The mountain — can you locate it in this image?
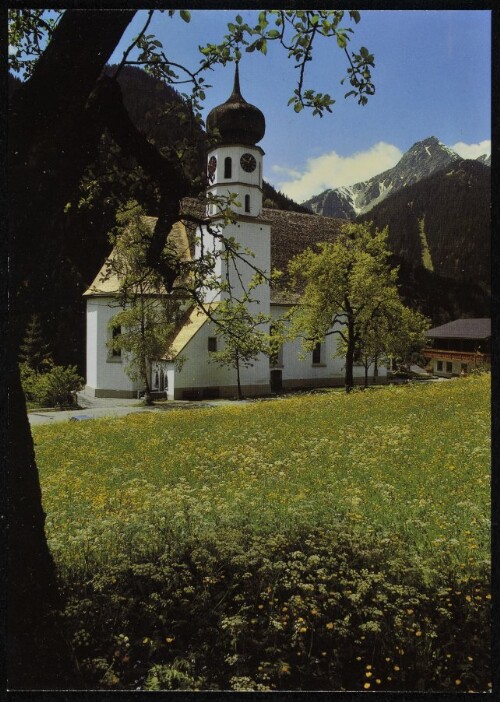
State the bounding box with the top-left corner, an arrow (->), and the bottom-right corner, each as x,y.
356,158 -> 491,297
303,137 -> 465,219
476,153 -> 491,167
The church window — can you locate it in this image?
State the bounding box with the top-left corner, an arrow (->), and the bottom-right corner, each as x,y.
208,337 -> 217,352
224,157 -> 232,179
312,342 -> 322,365
154,370 -> 159,389
111,326 -> 121,357
245,194 -> 250,213
437,360 -> 443,371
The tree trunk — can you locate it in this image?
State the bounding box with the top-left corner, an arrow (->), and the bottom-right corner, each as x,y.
364,360 -> 369,388
7,354 -> 78,687
235,353 -> 243,400
8,10 -> 135,687
344,323 -> 356,393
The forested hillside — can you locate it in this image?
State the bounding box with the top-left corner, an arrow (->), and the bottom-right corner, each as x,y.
357,159 -> 490,291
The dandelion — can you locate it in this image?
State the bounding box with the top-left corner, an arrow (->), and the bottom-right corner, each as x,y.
364,683 -> 371,689
326,622 -> 334,630
455,679 -> 462,686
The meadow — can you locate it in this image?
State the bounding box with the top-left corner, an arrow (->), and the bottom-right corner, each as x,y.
34,374 -> 491,691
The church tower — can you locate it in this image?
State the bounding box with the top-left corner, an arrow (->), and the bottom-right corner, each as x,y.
199,63 -> 271,315
196,62 -> 271,394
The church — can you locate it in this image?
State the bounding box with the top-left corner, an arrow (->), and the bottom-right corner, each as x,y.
84,66 -> 386,400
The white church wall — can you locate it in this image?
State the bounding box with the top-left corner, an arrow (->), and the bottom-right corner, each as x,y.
172,318 -> 270,399
85,297 -> 141,398
270,305 -> 388,388
197,220 -> 271,312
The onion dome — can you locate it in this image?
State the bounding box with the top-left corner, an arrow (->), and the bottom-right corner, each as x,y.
207,62 -> 265,145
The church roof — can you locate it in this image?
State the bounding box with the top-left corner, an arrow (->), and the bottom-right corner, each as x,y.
84,199 -> 345,305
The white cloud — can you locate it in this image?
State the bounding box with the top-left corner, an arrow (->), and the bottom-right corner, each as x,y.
273,142 -> 403,202
450,140 -> 491,160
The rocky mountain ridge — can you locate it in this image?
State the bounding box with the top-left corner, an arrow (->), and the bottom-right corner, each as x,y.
303,137 -> 490,219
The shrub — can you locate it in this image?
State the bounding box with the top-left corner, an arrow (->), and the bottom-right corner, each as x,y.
22,364 -> 83,408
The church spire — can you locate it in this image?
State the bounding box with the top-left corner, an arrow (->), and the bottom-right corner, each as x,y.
229,60 -> 242,101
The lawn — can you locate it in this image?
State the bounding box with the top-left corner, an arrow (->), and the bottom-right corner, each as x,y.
33,374 -> 491,691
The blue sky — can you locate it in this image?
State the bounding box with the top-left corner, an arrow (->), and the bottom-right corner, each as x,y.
109,10 -> 490,201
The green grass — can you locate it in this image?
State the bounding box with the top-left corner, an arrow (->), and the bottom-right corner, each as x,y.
35,374 -> 490,579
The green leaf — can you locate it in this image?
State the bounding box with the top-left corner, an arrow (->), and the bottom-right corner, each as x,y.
267,29 -> 280,39
336,33 -> 347,49
180,10 -> 191,23
236,14 -> 243,25
293,102 -> 303,113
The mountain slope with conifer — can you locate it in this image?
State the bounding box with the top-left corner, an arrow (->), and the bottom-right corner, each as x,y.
357,159 -> 491,291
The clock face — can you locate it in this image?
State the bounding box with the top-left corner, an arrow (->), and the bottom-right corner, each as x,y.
240,153 -> 257,173
207,155 -> 217,182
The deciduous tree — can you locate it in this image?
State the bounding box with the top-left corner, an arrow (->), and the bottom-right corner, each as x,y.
106,203 -> 183,404
289,223 -> 426,392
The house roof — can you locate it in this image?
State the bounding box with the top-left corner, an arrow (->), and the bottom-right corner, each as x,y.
426,318 -> 491,340
161,302 -> 219,361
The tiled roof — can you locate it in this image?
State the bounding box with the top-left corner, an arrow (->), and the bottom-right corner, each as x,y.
426,318 -> 491,339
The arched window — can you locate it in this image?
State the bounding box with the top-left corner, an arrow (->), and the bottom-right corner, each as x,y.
224,156 -> 232,179
245,194 -> 250,213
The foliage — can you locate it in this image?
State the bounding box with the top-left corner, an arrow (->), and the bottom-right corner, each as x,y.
21,363 -> 83,408
289,222 -> 428,391
34,375 -> 490,689
18,313 -> 53,372
8,9 -> 62,79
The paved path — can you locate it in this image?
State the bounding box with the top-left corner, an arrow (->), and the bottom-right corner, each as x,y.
28,394 -> 251,426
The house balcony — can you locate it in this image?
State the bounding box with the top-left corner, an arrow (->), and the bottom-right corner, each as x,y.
423,347 -> 491,365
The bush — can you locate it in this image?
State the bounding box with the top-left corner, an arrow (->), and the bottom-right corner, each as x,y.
21,363 -> 83,408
